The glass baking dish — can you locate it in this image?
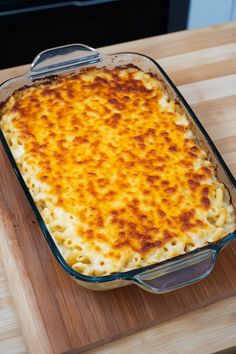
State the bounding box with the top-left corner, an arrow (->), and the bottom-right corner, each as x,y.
0,44 -> 235,293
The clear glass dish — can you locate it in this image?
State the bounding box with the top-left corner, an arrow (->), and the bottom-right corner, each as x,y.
0,44 -> 235,293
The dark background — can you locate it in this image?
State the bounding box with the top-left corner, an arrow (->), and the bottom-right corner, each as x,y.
0,0 -> 189,69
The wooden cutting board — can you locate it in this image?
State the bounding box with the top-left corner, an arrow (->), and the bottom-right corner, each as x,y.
0,22 -> 236,354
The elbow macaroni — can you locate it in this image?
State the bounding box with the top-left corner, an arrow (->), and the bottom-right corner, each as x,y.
0,66 -> 235,276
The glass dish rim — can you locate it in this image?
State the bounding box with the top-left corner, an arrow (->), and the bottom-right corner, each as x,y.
0,50 -> 235,284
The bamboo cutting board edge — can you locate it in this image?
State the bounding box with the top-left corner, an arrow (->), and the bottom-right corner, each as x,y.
0,203 -> 53,354
82,294 -> 236,354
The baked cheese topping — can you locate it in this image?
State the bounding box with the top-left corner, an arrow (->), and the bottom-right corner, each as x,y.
1,66 -> 235,276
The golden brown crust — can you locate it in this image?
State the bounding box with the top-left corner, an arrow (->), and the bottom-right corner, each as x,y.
1,65 -> 235,275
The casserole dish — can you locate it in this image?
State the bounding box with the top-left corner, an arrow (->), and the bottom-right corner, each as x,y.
0,44 -> 235,293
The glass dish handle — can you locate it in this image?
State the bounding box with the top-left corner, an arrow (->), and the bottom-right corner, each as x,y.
29,43 -> 102,79
133,249 -> 217,294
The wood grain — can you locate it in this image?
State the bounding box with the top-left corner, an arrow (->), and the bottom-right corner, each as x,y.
83,295 -> 236,354
0,260 -> 26,354
0,22 -> 236,354
0,204 -> 53,354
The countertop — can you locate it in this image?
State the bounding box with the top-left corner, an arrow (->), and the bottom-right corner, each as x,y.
0,21 -> 236,354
